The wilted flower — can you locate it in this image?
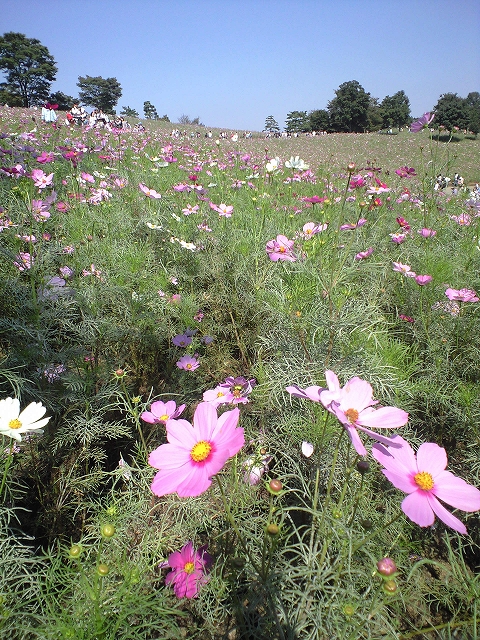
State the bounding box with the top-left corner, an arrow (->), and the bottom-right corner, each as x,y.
242,451 -> 272,485
395,166 -> 417,178
415,275 -> 432,286
355,247 -> 374,260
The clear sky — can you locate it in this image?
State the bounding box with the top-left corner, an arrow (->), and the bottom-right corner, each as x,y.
1,0 -> 479,131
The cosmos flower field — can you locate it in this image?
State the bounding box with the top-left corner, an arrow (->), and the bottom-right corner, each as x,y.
1,107 -> 480,639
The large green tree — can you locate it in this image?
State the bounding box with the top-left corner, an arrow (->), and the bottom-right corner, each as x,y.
77,75 -> 122,113
380,90 -> 411,129
143,101 -> 158,119
0,32 -> 57,107
433,93 -> 469,131
285,110 -> 309,133
264,115 -> 280,133
49,91 -> 76,111
465,92 -> 480,136
308,109 -> 330,132
327,80 -> 370,132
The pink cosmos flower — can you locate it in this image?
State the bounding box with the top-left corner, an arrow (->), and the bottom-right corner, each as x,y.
141,400 -> 185,424
287,370 -> 408,456
340,218 -> 367,230
390,233 -> 407,244
149,402 -> 244,497
415,275 -> 432,286
36,151 -> 54,164
182,204 -> 199,216
410,112 -> 434,133
162,541 -> 212,598
372,435 -> 480,534
176,354 -> 200,371
172,334 -> 193,348
31,169 -> 53,190
418,228 -> 436,238
355,247 -> 374,260
139,183 -> 161,199
395,166 -> 417,178
266,235 -> 296,262
450,213 -> 471,226
302,222 -> 327,238
203,386 -> 234,407
14,252 -> 34,271
392,262 -> 416,277
80,172 -> 95,183
349,175 -> 366,189
445,288 -> 479,302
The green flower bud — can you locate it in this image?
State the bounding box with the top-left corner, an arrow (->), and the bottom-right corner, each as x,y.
97,563 -> 109,576
68,544 -> 82,558
266,523 -> 280,536
383,579 -> 398,595
100,523 -> 116,538
267,479 -> 283,495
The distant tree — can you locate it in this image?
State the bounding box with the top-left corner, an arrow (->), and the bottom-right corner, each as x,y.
77,75 -> 122,113
143,101 -> 158,119
159,114 -> 170,122
49,91 -> 75,111
178,114 -> 204,126
264,115 -> 280,133
433,93 -> 469,131
465,91 -> 480,136
380,90 -> 411,129
366,97 -> 383,132
308,109 -> 330,132
327,80 -> 370,132
285,110 -> 309,133
0,32 -> 57,107
120,105 -> 139,117
0,88 -> 22,106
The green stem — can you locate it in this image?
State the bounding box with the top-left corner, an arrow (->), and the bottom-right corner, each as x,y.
352,511 -> 403,553
0,439 -> 15,502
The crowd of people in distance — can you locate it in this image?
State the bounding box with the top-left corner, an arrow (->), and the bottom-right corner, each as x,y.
37,102 -> 146,131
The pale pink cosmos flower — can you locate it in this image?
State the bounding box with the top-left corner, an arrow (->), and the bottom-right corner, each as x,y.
372,435 -> 480,534
445,288 -> 479,302
390,233 -> 407,244
418,228 -> 436,238
302,222 -> 327,238
410,112 -> 434,133
176,354 -> 200,371
355,247 -> 374,260
141,400 -> 185,424
242,452 -> 272,485
14,252 -> 34,271
266,235 -> 296,262
139,183 -> 161,199
203,386 -> 234,407
36,151 -> 54,164
182,204 -> 199,216
31,169 -> 53,190
415,275 -> 432,286
392,262 -> 416,277
450,213 -> 471,226
287,370 -> 408,456
340,218 -> 367,230
162,541 -> 212,598
149,402 -> 244,497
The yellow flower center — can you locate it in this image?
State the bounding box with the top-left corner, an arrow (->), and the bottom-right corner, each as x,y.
190,440 -> 212,462
414,471 -> 434,491
159,414 -> 169,422
184,561 -> 195,574
345,408 -> 359,424
186,364 -> 192,369
8,419 -> 22,430
216,391 -> 225,398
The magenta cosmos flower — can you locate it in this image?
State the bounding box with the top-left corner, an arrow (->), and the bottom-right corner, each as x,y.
445,287 -> 479,303
266,235 -> 296,262
141,400 -> 185,425
162,541 -> 212,598
287,370 -> 408,456
372,435 -> 480,534
149,402 -> 244,497
410,112 -> 434,133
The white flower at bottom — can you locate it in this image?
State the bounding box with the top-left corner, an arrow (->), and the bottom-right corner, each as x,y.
0,398 -> 50,441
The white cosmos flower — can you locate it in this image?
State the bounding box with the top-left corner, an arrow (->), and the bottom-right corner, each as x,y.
285,156 -> 309,170
265,157 -> 281,173
0,398 -> 50,442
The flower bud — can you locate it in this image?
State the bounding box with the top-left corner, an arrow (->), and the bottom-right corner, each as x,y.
377,557 -> 397,577
268,479 -> 283,494
347,162 -> 356,173
97,563 -> 109,576
356,460 -> 370,475
343,604 -> 355,617
231,556 -> 246,569
68,544 -> 82,558
360,518 -> 373,530
383,579 -> 398,595
101,523 -> 116,538
266,523 -> 279,536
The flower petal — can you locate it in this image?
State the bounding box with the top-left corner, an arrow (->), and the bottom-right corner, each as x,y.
433,471 -> 480,512
416,442 -> 447,476
426,494 -> 467,534
401,491 -> 435,527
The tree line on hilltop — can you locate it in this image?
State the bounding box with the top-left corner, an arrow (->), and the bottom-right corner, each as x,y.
266,80 -> 480,136
0,32 -> 478,135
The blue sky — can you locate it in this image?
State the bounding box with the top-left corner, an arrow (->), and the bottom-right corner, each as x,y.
2,0 -> 479,131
